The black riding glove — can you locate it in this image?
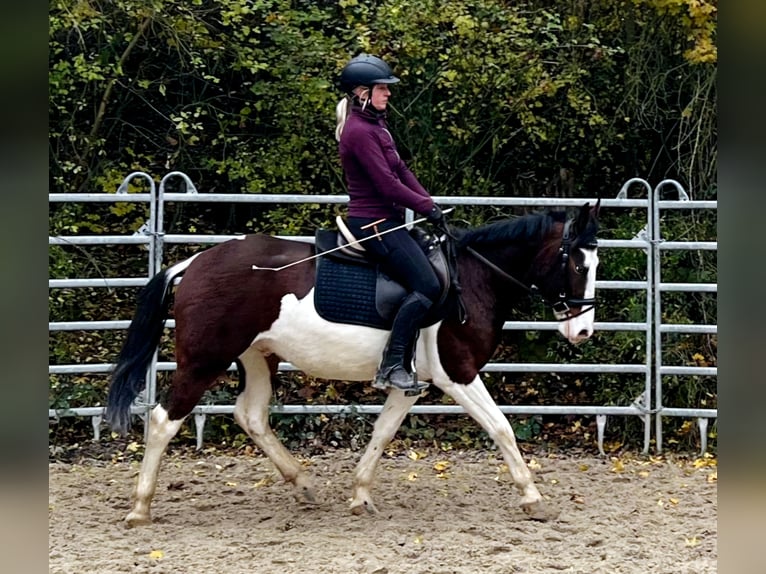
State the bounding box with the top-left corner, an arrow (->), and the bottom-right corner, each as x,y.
426,204 -> 444,224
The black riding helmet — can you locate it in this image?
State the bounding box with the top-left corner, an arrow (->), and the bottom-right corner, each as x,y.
340,54 -> 400,94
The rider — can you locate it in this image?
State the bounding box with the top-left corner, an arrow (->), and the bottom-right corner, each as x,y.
335,53 -> 444,394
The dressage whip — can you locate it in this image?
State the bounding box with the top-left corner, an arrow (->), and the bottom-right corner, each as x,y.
251,208 -> 455,272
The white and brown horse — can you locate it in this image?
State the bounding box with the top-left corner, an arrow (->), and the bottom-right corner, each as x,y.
106,202 -> 600,526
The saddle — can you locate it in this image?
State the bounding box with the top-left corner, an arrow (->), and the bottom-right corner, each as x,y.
313,216 -> 457,330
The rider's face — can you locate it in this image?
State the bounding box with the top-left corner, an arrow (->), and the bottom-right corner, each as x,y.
370,84 -> 391,110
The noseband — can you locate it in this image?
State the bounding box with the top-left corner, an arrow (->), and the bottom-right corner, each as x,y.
465,218 -> 596,322
549,219 -> 597,320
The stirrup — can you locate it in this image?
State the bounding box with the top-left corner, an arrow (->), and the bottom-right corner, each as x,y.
373,365 -> 429,396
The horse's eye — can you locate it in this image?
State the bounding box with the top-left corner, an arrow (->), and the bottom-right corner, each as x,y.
575,265 -> 586,275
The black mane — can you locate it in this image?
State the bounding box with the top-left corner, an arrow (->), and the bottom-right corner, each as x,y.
456,211 -> 567,249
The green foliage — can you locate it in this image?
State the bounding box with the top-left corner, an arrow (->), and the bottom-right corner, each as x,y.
49,0 -> 716,199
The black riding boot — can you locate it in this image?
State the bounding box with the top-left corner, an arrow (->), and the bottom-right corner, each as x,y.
373,292 -> 432,395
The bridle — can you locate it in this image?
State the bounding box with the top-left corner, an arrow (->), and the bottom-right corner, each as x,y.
465,218 -> 597,322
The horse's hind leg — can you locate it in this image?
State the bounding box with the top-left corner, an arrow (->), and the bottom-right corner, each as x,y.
234,347 -> 316,503
125,404 -> 184,526
126,365 -> 217,527
350,389 -> 420,515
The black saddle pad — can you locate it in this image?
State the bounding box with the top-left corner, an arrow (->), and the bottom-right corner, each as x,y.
314,256 -> 393,330
312,226 -> 453,330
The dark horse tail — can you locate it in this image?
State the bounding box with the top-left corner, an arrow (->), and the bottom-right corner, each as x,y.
105,267 -> 176,435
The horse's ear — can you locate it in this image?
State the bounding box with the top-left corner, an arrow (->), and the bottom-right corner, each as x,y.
576,198 -> 601,234
576,202 -> 591,233
591,197 -> 601,219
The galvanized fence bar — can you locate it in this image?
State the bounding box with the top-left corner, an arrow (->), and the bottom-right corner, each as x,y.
615,178 -> 654,452
51,173 -> 696,455
651,180 -> 718,454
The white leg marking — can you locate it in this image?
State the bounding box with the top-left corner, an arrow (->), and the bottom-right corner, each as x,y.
233,348 -> 315,502
350,389 -> 420,514
126,405 -> 184,527
433,375 -> 542,508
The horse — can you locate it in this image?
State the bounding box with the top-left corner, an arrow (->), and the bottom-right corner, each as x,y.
105,201 -> 600,527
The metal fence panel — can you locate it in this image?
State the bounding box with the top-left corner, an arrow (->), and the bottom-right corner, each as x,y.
49,173 -> 717,454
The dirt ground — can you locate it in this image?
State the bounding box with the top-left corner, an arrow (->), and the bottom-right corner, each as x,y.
49,448 -> 717,574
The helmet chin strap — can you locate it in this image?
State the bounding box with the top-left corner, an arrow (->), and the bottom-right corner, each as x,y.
353,86 -> 386,113
353,86 -> 370,103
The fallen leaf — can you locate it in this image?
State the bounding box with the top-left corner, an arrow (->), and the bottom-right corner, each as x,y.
578,464 -> 589,472
692,454 -> 717,469
433,460 -> 450,472
638,470 -> 650,478
611,458 -> 625,473
407,472 -> 418,481
126,442 -> 140,453
669,498 -> 679,505
685,536 -> 699,547
604,441 -> 623,452
707,471 -> 717,483
414,535 -> 423,544
407,449 -> 423,461
225,481 -> 237,487
253,477 -> 274,488
528,459 -> 542,470
678,420 -> 694,434
149,550 -> 164,560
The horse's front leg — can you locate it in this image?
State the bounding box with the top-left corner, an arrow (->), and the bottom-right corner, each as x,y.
433,375 -> 558,521
350,388 -> 420,515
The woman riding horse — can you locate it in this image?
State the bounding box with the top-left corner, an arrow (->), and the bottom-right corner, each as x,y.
335,53 -> 444,394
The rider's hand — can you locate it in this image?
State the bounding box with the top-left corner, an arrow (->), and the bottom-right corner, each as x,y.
426,204 -> 444,224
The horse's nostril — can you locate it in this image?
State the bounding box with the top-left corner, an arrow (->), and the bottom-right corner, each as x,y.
578,329 -> 591,339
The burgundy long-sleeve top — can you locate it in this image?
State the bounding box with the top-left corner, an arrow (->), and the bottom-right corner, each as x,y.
339,104 -> 434,221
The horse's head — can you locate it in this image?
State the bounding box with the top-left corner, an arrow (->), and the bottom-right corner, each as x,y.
535,200 -> 600,344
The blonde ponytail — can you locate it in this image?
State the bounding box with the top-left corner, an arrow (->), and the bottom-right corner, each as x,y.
335,96 -> 350,142
335,87 -> 370,142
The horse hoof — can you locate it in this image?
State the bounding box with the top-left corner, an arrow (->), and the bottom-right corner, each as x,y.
295,484 -> 318,505
125,512 -> 152,528
521,501 -> 559,522
350,498 -> 379,515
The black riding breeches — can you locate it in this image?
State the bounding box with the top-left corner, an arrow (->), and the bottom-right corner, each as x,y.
346,216 -> 441,304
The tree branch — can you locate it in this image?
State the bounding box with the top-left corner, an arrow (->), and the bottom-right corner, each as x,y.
86,16 -> 152,152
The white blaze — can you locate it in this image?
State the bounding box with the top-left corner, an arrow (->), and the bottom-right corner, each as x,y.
557,247 -> 599,343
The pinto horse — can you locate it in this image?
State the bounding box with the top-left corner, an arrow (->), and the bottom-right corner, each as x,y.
106,202 -> 600,526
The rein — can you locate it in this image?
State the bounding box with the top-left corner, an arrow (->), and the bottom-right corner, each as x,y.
463,218 -> 596,322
